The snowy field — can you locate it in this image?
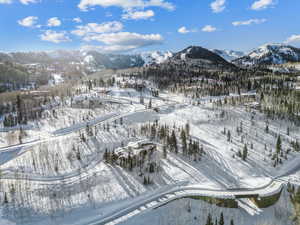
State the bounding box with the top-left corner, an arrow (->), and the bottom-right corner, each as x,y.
0,86 -> 299,225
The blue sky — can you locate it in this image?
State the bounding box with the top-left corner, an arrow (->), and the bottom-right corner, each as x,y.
0,0 -> 299,53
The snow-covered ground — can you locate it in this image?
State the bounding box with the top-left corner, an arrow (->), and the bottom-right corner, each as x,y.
0,84 -> 299,225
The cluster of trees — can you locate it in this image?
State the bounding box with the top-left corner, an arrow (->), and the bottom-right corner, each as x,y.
140,121 -> 205,161
237,144 -> 248,161
83,77 -> 115,90
124,61 -> 298,97
1,94 -> 59,127
261,88 -> 300,124
103,145 -> 158,186
205,212 -> 234,225
103,147 -> 158,172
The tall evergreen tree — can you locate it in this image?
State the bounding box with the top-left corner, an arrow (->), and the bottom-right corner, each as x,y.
219,212 -> 224,225
265,124 -> 269,133
227,130 -> 231,142
3,192 -> 8,204
180,129 -> 187,155
163,145 -> 167,159
242,144 -> 248,161
276,135 -> 282,154
205,213 -> 213,225
170,130 -> 178,154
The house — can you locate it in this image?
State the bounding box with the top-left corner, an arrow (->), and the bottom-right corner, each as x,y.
114,140 -> 157,161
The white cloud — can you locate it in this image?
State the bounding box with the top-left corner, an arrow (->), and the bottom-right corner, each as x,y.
18,16 -> 38,28
83,31 -> 163,45
81,32 -> 163,53
202,25 -> 217,32
72,21 -> 123,36
285,35 -> 300,44
122,10 -> 154,20
81,44 -> 143,53
251,0 -> 274,10
178,26 -> 196,34
0,0 -> 12,4
78,0 -> 175,12
73,17 -> 82,23
40,30 -> 71,43
47,17 -> 61,27
232,18 -> 266,26
20,0 -> 38,5
210,0 -> 225,13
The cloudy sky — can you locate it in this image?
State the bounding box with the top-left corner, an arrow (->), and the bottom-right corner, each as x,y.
0,0 -> 299,53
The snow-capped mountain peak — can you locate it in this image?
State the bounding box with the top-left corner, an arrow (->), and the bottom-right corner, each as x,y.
141,51 -> 173,65
233,43 -> 300,66
211,49 -> 245,62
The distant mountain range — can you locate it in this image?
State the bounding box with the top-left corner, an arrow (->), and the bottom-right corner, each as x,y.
233,43 -> 300,66
211,49 -> 245,62
1,43 -> 300,71
0,50 -> 145,70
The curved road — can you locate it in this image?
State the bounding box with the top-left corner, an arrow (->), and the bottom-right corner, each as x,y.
81,179 -> 283,225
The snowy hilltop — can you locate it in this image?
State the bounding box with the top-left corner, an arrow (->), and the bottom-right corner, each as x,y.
233,43 -> 300,66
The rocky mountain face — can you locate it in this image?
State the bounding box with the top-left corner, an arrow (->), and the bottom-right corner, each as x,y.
233,43 -> 300,66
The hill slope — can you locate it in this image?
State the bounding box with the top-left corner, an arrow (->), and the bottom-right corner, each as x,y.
170,46 -> 236,69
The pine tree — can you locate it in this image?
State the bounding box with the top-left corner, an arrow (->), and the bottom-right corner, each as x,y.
150,124 -> 156,140
180,129 -> 187,155
143,176 -> 148,185
260,92 -> 264,101
159,126 -> 166,141
171,130 -> 178,153
103,149 -> 109,162
276,135 -> 282,154
242,144 -> 248,161
205,213 -> 213,225
163,145 -> 167,159
185,123 -> 190,137
3,192 -> 8,204
16,94 -> 22,124
219,212 -> 224,225
227,130 -> 231,142
265,124 -> 269,133
148,99 -> 152,109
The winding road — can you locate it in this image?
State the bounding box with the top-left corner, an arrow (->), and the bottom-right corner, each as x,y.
82,179 -> 283,225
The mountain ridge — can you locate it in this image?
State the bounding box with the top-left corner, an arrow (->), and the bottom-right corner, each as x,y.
233,43 -> 300,66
